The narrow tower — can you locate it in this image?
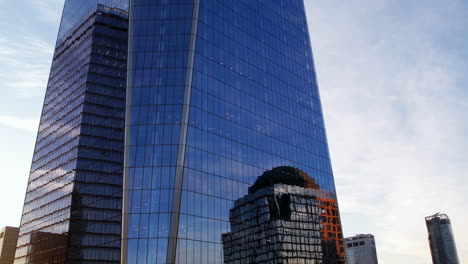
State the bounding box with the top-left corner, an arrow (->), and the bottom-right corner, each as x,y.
15,2 -> 128,263
426,213 -> 460,264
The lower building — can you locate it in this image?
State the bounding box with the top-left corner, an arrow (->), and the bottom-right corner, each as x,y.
222,166 -> 345,264
426,213 -> 460,264
344,234 -> 378,264
0,227 -> 19,264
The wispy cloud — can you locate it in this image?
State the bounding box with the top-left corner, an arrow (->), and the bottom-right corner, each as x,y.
27,0 -> 63,24
5,64 -> 51,97
306,1 -> 468,263
0,115 -> 38,132
0,36 -> 53,96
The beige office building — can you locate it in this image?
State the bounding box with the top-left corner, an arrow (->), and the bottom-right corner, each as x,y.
0,227 -> 19,264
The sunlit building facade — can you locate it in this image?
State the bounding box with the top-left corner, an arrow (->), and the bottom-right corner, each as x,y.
0,227 -> 19,264
123,0 -> 345,263
426,213 -> 460,264
15,1 -> 128,263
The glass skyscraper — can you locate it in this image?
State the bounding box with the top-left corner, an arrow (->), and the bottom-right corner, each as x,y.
15,1 -> 128,263
426,213 -> 460,264
123,0 -> 344,263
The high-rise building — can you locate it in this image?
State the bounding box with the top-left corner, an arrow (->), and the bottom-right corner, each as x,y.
15,2 -> 128,263
426,213 -> 460,264
222,167 -> 344,264
122,0 -> 344,263
344,234 -> 378,264
0,227 -> 19,264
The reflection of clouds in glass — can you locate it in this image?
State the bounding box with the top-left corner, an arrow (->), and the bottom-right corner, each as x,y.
186,107 -> 335,192
16,6 -> 127,263
186,128 -> 335,194
26,168 -> 73,195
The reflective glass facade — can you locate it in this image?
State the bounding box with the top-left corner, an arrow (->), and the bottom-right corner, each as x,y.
15,3 -> 128,264
58,0 -> 128,42
123,0 -> 344,263
426,213 -> 460,264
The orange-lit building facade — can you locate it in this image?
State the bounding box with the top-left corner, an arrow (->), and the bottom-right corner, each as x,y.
319,198 -> 346,264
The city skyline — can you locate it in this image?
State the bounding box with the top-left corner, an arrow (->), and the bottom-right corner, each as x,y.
0,0 -> 467,264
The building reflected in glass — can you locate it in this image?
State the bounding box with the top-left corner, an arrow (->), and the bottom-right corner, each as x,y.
222,167 -> 344,264
426,213 -> 460,264
15,2 -> 128,263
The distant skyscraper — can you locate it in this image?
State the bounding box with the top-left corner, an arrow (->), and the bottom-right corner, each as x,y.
15,2 -> 128,263
122,0 -> 345,263
426,213 -> 460,264
0,227 -> 19,264
222,167 -> 344,264
344,234 -> 378,264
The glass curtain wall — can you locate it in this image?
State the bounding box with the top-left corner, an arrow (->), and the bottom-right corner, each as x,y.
123,0 -> 343,263
58,0 -> 129,42
124,1 -> 194,263
15,1 -> 128,263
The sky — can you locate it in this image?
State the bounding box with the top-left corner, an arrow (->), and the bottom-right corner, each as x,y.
0,1 -> 467,263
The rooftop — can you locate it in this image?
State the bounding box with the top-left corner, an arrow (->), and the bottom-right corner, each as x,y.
248,166 -> 320,193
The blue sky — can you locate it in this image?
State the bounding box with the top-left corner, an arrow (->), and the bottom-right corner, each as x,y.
0,1 -> 467,263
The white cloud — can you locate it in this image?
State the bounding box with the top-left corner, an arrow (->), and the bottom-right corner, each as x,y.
306,1 -> 468,263
0,115 -> 38,132
28,0 -> 64,24
6,64 -> 51,97
0,36 -> 54,59
0,36 -> 53,97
